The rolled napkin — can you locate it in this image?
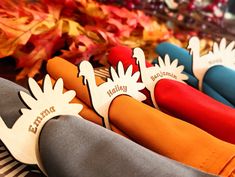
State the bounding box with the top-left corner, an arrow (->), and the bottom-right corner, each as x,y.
155,42 -> 193,75
47,57 -> 235,176
0,77 -> 28,128
155,42 -> 235,107
108,45 -> 235,144
0,77 -> 217,177
204,65 -> 235,106
40,115 -> 218,177
108,45 -> 152,71
154,79 -> 235,144
107,45 -> 234,108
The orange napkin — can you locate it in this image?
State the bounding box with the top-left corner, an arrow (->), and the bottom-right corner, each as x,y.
46,57 -> 235,176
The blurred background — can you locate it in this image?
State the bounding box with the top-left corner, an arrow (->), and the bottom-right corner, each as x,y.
0,0 -> 234,82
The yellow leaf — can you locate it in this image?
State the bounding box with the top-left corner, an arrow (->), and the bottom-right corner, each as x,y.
82,1 -> 105,19
0,31 -> 31,57
31,15 -> 56,35
121,36 -> 146,48
86,31 -> 102,42
62,19 -> 84,36
0,15 -> 57,58
143,21 -> 169,41
0,17 -> 32,45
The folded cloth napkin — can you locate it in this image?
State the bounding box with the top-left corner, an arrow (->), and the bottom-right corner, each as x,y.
107,45 -> 234,108
47,57 -> 235,176
0,77 -> 28,128
0,77 -> 217,177
155,42 -> 235,107
40,115 -> 218,177
108,45 -> 235,144
204,65 -> 235,106
154,79 -> 235,144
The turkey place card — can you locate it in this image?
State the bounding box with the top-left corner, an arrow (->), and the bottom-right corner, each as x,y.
78,60 -> 146,130
0,75 -> 83,175
133,47 -> 188,108
188,36 -> 235,90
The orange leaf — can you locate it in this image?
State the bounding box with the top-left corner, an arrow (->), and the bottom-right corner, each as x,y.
16,59 -> 43,80
14,27 -> 64,68
0,0 -> 56,58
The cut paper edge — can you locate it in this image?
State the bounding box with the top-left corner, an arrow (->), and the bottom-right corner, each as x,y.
187,36 -> 235,90
0,74 -> 83,175
133,47 -> 188,108
78,60 -> 146,129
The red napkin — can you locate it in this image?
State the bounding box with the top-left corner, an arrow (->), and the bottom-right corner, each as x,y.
155,79 -> 235,144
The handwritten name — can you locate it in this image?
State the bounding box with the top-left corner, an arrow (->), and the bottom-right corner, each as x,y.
151,71 -> 177,81
208,59 -> 222,65
107,85 -> 127,97
28,106 -> 55,134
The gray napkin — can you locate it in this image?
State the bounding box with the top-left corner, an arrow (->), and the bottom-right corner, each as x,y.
39,115 -> 218,177
0,77 -> 28,128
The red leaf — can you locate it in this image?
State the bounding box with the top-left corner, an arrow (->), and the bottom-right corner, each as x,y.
17,28 -> 64,67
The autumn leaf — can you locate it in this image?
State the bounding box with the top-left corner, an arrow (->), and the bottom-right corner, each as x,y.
16,59 -> 43,80
41,0 -> 65,19
143,21 -> 171,41
107,18 -> 133,37
77,0 -> 105,19
100,4 -> 135,19
61,18 -> 85,36
0,0 -> 183,79
60,34 -> 108,63
85,25 -> 120,45
0,0 -> 56,58
0,16 -> 56,56
99,5 -> 138,37
0,17 -> 32,57
14,26 -> 64,66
